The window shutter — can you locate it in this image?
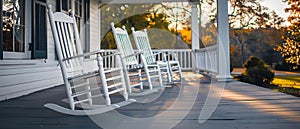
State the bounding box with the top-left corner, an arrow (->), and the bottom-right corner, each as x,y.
32,0 -> 47,59
56,0 -> 61,11
0,0 -> 3,59
84,0 -> 90,53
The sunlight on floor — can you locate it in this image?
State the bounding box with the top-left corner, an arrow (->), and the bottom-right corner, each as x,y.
217,87 -> 300,122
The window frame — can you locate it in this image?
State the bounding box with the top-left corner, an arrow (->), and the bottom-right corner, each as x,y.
56,0 -> 90,53
0,0 -> 3,59
56,0 -> 72,13
2,0 -> 31,59
31,0 -> 48,59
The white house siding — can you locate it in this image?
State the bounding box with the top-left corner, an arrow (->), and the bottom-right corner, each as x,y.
0,0 -> 100,101
89,0 -> 100,52
0,62 -> 63,101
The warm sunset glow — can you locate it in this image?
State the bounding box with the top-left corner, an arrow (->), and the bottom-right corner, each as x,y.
214,86 -> 300,122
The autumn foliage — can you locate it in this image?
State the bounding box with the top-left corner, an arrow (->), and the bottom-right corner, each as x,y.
276,0 -> 300,68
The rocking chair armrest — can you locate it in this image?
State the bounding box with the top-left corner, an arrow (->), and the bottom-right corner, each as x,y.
62,54 -> 87,61
62,50 -> 101,61
101,52 -> 121,58
152,52 -> 163,56
62,50 -> 120,61
123,51 -> 143,59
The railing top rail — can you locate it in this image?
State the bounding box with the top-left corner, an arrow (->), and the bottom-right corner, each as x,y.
194,45 -> 217,52
100,49 -> 192,52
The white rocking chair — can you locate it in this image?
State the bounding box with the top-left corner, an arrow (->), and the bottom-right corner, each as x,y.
111,23 -> 164,96
131,28 -> 172,83
131,28 -> 182,82
44,5 -> 135,116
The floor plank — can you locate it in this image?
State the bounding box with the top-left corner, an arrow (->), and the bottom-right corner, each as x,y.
0,72 -> 300,129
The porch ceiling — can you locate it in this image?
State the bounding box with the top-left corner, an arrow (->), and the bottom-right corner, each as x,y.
100,0 -> 194,4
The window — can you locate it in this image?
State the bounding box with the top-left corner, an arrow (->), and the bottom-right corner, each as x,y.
57,0 -> 83,31
1,0 -> 47,59
56,0 -> 90,53
2,0 -> 26,53
32,0 -> 47,59
74,0 -> 83,32
0,0 -> 3,59
56,0 -> 72,13
83,0 -> 90,53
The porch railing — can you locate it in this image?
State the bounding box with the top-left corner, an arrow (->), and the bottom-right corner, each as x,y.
99,47 -> 219,73
193,45 -> 218,73
99,49 -> 193,71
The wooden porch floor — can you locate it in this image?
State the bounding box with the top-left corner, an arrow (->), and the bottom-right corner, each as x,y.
1,72 -> 300,129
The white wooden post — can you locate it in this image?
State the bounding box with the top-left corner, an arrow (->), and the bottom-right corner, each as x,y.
191,3 -> 199,72
98,1 -> 101,50
216,0 -> 233,81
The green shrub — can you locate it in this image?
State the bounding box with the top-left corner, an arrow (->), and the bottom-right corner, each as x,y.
247,66 -> 274,85
242,56 -> 275,86
243,56 -> 265,69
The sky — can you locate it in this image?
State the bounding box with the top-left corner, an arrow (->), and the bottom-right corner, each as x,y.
260,0 -> 290,25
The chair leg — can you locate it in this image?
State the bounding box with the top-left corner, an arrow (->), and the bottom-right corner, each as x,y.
124,69 -> 132,93
179,66 -> 183,81
68,91 -> 75,110
157,66 -> 163,87
65,83 -> 76,110
99,70 -> 112,105
85,80 -> 93,105
103,86 -> 111,106
166,65 -> 172,83
145,68 -> 153,90
168,63 -> 175,82
120,69 -> 128,100
138,69 -> 144,90
160,63 -> 172,83
97,54 -> 112,105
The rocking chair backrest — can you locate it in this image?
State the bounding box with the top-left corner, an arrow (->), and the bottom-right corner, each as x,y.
48,5 -> 84,78
111,23 -> 138,66
131,28 -> 156,65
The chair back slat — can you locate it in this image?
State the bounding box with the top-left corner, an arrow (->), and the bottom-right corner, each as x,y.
132,27 -> 183,82
48,5 -> 130,112
132,29 -> 156,64
49,11 -> 84,77
112,25 -> 138,66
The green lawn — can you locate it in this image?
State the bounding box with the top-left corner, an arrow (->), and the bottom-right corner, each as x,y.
272,76 -> 300,89
232,74 -> 300,97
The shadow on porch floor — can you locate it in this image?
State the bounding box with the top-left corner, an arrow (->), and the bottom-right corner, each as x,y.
0,72 -> 300,129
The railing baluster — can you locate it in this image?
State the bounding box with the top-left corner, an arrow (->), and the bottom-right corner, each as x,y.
99,49 -> 195,71
193,45 -> 218,73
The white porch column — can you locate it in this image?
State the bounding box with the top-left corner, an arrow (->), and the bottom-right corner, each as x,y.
216,0 -> 232,81
191,3 -> 199,71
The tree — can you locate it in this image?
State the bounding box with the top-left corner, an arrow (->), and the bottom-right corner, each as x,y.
269,11 -> 285,28
225,0 -> 286,67
100,3 -> 175,49
276,0 -> 300,68
100,3 -> 194,49
228,0 -> 271,28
